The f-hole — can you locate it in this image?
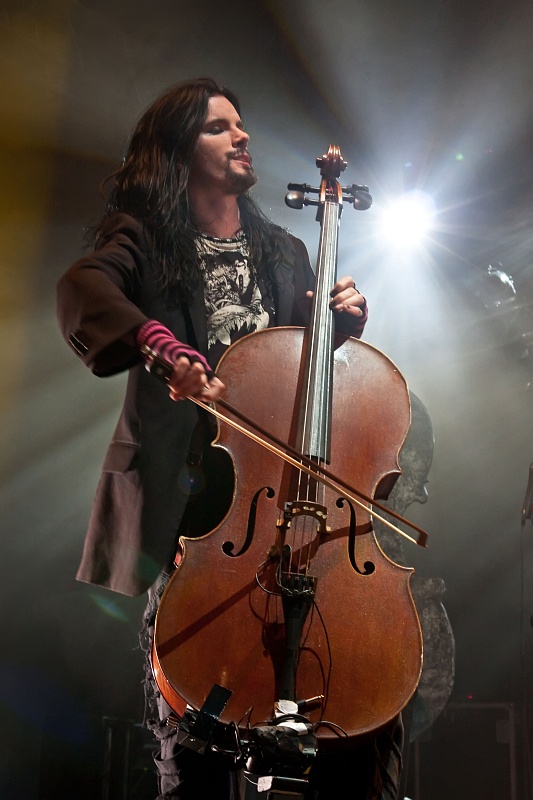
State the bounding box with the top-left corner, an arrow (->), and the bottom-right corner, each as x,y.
337,497 -> 375,576
222,486 -> 276,557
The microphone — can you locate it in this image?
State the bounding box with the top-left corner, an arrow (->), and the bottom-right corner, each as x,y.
521,463 -> 533,526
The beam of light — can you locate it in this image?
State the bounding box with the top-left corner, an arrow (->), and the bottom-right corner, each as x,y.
88,592 -> 130,623
377,190 -> 437,251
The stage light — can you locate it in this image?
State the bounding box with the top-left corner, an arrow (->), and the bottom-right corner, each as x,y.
378,190 -> 436,251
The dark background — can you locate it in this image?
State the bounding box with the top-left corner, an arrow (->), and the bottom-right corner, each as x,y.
2,0 -> 533,797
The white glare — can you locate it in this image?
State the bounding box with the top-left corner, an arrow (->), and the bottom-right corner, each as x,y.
379,190 -> 436,250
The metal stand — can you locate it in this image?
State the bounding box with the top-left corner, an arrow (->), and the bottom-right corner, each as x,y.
170,688 -> 318,799
242,704 -> 318,799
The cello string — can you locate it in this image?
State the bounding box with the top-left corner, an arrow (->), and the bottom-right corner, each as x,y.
294,200 -> 338,575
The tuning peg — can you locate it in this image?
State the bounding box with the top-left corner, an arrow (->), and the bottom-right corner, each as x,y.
343,184 -> 372,211
353,190 -> 372,211
285,188 -> 320,209
285,191 -> 305,209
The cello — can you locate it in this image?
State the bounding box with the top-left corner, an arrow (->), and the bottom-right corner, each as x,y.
151,146 -> 424,752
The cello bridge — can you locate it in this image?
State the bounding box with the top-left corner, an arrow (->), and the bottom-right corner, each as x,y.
277,501 -> 328,534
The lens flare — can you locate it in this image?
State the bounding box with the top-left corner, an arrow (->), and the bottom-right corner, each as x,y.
378,190 -> 436,250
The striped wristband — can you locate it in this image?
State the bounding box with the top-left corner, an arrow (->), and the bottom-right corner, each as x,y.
136,320 -> 213,378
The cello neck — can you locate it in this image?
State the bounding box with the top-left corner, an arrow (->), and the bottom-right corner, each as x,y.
295,146 -> 344,462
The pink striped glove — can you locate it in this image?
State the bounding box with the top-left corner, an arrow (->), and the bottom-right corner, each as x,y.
136,320 -> 214,378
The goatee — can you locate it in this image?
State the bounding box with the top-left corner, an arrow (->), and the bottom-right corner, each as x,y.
227,166 -> 258,194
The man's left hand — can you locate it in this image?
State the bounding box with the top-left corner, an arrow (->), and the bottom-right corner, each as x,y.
306,275 -> 366,318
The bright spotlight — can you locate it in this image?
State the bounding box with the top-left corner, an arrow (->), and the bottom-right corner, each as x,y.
379,190 -> 436,250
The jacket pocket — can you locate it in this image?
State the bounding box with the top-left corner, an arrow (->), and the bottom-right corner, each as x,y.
102,441 -> 139,474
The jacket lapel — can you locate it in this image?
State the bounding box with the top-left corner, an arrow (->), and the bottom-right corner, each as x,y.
185,284 -> 209,356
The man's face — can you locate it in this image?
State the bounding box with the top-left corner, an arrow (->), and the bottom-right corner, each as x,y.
188,95 -> 257,195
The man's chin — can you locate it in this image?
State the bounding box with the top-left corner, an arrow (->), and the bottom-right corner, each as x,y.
228,167 -> 258,194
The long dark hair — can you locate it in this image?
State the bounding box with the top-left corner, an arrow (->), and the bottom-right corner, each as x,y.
97,77 -> 287,303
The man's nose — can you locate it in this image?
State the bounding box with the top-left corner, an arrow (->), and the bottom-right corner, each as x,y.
233,127 -> 250,147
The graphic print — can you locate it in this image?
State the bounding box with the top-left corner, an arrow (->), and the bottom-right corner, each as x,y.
203,256 -> 270,350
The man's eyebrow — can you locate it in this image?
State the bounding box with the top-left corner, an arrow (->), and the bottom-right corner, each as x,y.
204,116 -> 244,127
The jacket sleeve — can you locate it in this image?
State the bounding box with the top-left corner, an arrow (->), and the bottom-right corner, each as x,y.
56,213 -> 150,376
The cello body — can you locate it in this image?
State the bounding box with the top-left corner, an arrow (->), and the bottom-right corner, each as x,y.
153,326 -> 423,749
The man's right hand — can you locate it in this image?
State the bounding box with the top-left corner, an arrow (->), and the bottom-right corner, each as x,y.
168,357 -> 225,402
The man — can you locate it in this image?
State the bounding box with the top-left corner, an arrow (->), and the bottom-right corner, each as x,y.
57,78 -> 398,799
